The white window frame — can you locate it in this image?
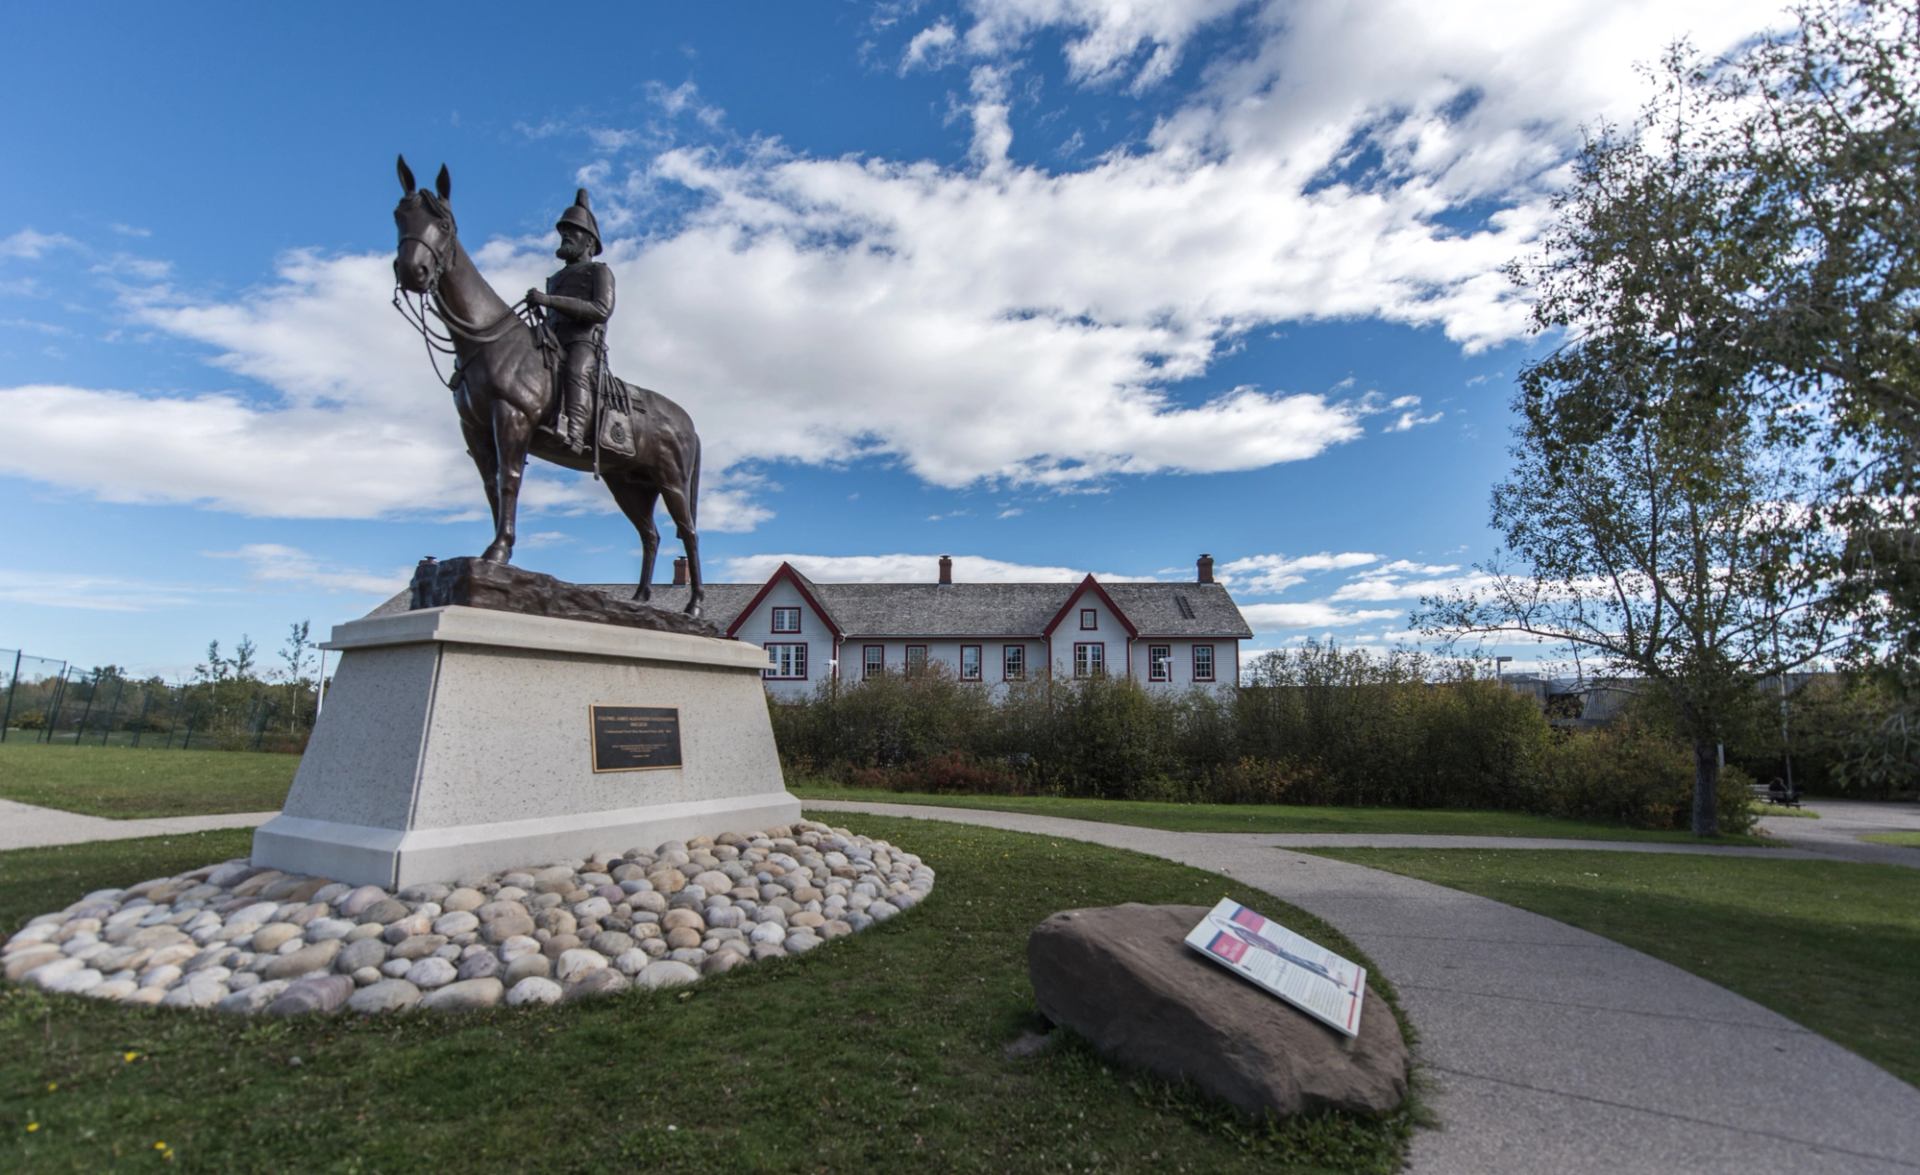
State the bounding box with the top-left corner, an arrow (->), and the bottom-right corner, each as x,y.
1003,644 -> 1025,681
960,644 -> 982,681
862,644 -> 884,680
1079,607 -> 1098,630
905,645 -> 929,676
1074,642 -> 1105,678
1149,644 -> 1171,682
1192,644 -> 1215,683
764,642 -> 808,680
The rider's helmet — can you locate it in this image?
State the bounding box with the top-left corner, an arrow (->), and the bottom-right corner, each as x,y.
556,189 -> 603,256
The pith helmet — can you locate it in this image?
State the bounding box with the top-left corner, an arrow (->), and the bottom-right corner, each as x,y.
556,189 -> 603,255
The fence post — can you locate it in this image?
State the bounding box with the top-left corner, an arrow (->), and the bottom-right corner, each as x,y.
131,688 -> 154,748
101,674 -> 126,746
43,665 -> 71,745
0,649 -> 20,743
73,671 -> 100,749
251,701 -> 272,751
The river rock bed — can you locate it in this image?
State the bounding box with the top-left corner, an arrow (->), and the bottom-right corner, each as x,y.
1,821 -> 932,1016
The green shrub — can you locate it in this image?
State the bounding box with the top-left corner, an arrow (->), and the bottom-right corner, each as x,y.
1539,724 -> 1756,833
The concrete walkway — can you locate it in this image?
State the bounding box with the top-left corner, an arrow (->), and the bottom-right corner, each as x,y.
3,795 -> 1916,1171
804,799 -> 1920,1175
0,798 -> 278,852
1756,798 -> 1920,868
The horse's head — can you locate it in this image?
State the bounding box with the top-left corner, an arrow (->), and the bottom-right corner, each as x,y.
393,155 -> 456,294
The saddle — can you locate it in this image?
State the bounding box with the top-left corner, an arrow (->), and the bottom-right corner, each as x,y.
528,319 -> 641,460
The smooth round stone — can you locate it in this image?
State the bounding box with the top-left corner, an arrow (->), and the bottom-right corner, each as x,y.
589,931 -> 635,957
137,962 -> 183,989
263,939 -> 343,980
497,935 -> 541,962
667,948 -> 708,967
704,906 -> 745,930
541,933 -> 582,960
784,932 -> 823,954
500,872 -> 535,889
639,938 -> 669,959
432,944 -> 462,961
502,953 -> 552,986
570,896 -> 612,921
5,947 -> 64,981
335,938 -> 388,974
563,968 -> 630,1001
389,935 -> 448,961
701,952 -> 744,977
267,974 -> 353,1016
86,977 -> 140,1001
636,960 -> 700,990
555,949 -> 607,983
404,957 -> 458,989
505,976 -> 563,1007
661,908 -> 705,932
868,901 -> 901,922
359,899 -> 411,926
480,912 -> 535,944
529,892 -> 564,911
535,909 -> 576,936
611,948 -> 650,976
750,942 -> 789,961
124,986 -> 168,1006
420,977 -> 504,1012
304,918 -> 356,942
841,911 -> 874,933
47,967 -> 105,994
790,911 -> 826,929
747,922 -> 788,947
441,887 -> 485,913
819,920 -> 854,940
753,906 -> 788,928
344,922 -> 386,944
228,971 -> 261,992
339,885 -> 389,917
629,891 -> 668,915
432,911 -> 479,937
594,884 -> 624,904
310,883 -> 352,906
380,958 -> 412,978
647,868 -> 687,895
217,980 -> 289,1014
664,926 -> 703,950
162,972 -> 229,1008
348,978 -> 421,1015
350,966 -> 383,986
382,915 -> 432,943
249,923 -> 302,953
398,883 -> 450,904
456,952 -> 501,982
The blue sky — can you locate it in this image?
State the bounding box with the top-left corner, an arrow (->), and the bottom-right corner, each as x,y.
0,1 -> 1782,680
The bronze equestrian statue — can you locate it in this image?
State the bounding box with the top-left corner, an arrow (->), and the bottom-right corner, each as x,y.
390,156 -> 704,616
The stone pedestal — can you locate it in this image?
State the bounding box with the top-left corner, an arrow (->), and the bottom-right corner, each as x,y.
251,606 -> 799,888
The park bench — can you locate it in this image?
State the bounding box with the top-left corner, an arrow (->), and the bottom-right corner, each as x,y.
1750,779 -> 1802,808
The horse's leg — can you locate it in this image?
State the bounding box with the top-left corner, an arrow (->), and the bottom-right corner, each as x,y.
482,399 -> 530,563
659,483 -> 701,617
460,416 -> 500,534
608,480 -> 661,602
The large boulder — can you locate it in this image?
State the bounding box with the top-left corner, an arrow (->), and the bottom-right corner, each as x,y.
1027,904 -> 1408,1117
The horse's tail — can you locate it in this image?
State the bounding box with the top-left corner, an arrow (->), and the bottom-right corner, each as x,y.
687,435 -> 701,530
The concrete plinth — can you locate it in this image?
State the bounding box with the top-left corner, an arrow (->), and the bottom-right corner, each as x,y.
251,606 -> 799,888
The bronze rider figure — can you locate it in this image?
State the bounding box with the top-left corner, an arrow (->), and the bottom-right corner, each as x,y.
526,189 -> 611,453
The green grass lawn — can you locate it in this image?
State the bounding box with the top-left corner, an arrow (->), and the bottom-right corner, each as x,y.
1305,848 -> 1920,1088
793,784 -> 1770,844
1862,831 -> 1920,847
1,820 -> 1416,1173
1749,801 -> 1819,819
0,743 -> 295,819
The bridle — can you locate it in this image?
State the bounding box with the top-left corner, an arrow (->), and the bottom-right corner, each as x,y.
390,194 -> 536,387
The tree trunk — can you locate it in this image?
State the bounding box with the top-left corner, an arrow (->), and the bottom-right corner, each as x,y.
1691,738 -> 1721,837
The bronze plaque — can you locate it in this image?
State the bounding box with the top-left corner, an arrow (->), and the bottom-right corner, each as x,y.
589,705 -> 683,772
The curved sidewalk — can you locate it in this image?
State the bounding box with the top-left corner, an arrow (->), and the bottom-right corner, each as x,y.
806,799 -> 1920,1175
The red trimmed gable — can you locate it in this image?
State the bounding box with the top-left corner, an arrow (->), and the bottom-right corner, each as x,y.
725,562 -> 846,641
1040,574 -> 1139,639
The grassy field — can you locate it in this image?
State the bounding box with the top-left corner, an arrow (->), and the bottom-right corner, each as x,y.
1306,848 -> 1920,1088
0,743 -> 295,818
1,819 -> 1417,1173
1862,831 -> 1920,847
792,784 -> 1771,844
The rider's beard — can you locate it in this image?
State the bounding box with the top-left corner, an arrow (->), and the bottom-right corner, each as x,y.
556,237 -> 588,263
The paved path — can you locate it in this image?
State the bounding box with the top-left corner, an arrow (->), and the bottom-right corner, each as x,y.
805,799 -> 1920,1175
1756,799 -> 1920,868
0,798 -> 278,852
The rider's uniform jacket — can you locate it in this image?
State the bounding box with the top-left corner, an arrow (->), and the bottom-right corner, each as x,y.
543,261 -> 615,347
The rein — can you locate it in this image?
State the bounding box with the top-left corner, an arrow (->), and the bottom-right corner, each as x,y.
390,228 -> 539,388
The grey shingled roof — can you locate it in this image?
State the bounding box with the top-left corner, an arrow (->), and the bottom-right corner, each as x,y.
366,577 -> 1251,639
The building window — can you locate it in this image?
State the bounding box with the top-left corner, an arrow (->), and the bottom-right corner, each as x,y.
1149,644 -> 1171,682
1074,642 -> 1105,678
770,606 -> 801,634
863,644 -> 884,680
1003,644 -> 1025,681
1192,644 -> 1215,682
960,645 -> 982,681
905,645 -> 928,676
764,643 -> 808,680
1079,607 -> 1098,630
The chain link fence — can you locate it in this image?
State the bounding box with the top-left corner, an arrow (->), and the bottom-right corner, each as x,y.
0,648 -> 321,753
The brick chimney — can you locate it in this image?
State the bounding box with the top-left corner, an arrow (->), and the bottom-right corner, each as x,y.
672,556 -> 688,586
938,554 -> 953,585
1197,553 -> 1214,584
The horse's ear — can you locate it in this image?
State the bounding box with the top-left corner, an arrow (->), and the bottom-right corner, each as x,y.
397,155 -> 417,195
435,164 -> 451,203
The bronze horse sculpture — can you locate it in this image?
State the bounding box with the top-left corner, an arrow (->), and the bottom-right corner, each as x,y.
390,156 -> 704,616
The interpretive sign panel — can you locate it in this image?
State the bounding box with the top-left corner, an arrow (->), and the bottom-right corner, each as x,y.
1184,898 -> 1367,1037
589,705 -> 682,772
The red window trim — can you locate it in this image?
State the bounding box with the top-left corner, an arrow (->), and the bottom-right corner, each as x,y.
1073,641 -> 1105,678
959,644 -> 983,681
764,642 -> 809,680
1191,643 -> 1215,682
1002,644 -> 1026,681
770,606 -> 801,634
1079,607 -> 1097,630
904,644 -> 929,675
862,644 -> 884,679
1148,644 -> 1171,682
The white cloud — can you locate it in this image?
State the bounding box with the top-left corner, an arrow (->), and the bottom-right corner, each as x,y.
0,228 -> 76,259
1240,602 -> 1403,629
205,544 -> 409,596
0,568 -> 201,612
902,19 -> 959,72
1218,551 -> 1379,594
1331,570 -> 1499,601
959,0 -> 1247,90
1383,407 -> 1444,432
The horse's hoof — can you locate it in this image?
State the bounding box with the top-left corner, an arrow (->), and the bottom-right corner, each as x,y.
480,544 -> 511,564
684,602 -> 703,619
